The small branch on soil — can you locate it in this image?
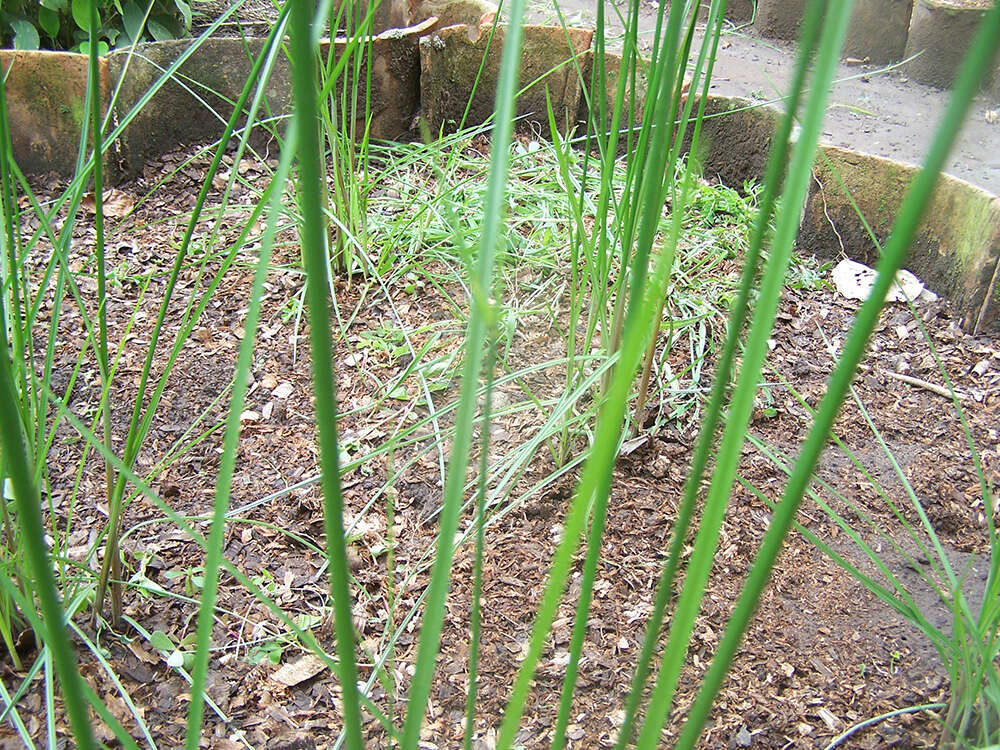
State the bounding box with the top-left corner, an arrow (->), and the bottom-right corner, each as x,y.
883,370 -> 971,402
822,701 -> 946,750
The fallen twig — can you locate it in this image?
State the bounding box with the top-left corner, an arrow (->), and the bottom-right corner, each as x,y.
884,370 -> 971,402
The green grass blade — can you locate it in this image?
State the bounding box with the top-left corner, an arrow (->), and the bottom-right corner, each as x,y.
676,3 -> 1000,746
613,0 -> 825,744
183,131 -> 296,750
0,281 -> 94,750
634,2 -> 858,745
288,0 -> 364,745
462,339 -> 497,750
497,3 -> 703,744
551,1 -> 729,742
94,9 -> 292,623
0,52 -> 98,748
0,67 -> 24,386
87,0 -> 123,626
400,0 -> 528,744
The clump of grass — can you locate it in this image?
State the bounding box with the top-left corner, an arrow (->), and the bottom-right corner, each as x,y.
0,0 -> 998,748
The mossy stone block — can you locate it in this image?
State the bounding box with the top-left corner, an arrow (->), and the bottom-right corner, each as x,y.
801,146 -> 1000,332
419,22 -> 592,134
108,39 -> 292,177
1,50 -> 110,177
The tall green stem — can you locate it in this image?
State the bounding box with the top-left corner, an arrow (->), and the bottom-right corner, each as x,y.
614,0 -> 825,744
634,1 -> 857,745
0,255 -> 94,750
677,4 -> 1000,746
289,0 -> 364,746
400,0 -> 527,744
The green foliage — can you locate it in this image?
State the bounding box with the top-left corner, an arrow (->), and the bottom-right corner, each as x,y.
1,0 -> 999,746
0,0 -> 191,53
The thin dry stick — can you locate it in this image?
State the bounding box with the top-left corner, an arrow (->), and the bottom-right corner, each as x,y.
972,251 -> 1000,336
813,173 -> 847,257
883,370 -> 972,402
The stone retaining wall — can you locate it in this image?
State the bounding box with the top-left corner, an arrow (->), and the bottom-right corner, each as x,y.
2,17 -> 998,332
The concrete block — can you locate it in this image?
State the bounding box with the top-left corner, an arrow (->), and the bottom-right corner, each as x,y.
419,21 -> 592,133
903,0 -> 999,90
754,0 -> 806,40
844,0 -> 913,64
108,39 -> 291,176
1,50 -> 110,177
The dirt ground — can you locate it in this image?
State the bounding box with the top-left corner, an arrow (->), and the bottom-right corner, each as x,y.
2,131 -> 997,749
3,4 -> 1000,748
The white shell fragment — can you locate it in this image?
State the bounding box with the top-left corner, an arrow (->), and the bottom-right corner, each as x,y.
831,259 -> 935,303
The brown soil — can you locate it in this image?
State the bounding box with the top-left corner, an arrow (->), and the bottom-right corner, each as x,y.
2,135 -> 998,749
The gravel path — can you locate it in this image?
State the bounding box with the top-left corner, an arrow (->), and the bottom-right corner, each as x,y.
708,28 -> 1000,196
526,3 -> 1000,196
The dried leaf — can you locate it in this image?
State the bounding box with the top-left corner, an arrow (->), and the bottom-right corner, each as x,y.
127,640 -> 159,665
81,189 -> 135,218
270,653 -> 327,687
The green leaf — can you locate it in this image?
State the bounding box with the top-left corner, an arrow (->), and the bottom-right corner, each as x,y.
147,18 -> 171,41
71,0 -> 97,31
173,0 -> 191,29
149,630 -> 174,653
121,0 -> 143,42
78,39 -> 109,55
248,642 -> 283,666
11,19 -> 39,50
37,7 -> 60,38
39,0 -> 68,11
296,613 -> 323,630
